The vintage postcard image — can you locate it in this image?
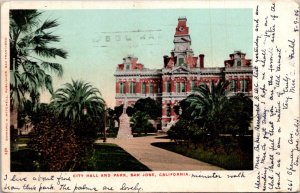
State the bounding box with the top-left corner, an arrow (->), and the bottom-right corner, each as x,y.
1,0 -> 299,192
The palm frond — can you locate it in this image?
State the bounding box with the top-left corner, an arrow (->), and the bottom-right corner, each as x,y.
35,19 -> 59,33
41,61 -> 63,77
34,46 -> 68,59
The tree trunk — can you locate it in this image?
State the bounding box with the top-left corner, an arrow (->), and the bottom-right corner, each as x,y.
10,107 -> 18,129
10,106 -> 19,151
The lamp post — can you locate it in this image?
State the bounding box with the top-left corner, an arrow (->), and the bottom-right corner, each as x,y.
103,105 -> 107,142
82,107 -> 87,115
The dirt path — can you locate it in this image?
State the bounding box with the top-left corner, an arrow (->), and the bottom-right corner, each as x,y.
97,135 -> 223,171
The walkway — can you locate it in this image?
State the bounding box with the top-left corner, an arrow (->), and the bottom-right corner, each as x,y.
96,135 -> 223,171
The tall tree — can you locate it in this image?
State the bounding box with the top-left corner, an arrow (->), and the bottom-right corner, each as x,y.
133,97 -> 161,119
50,80 -> 105,123
9,10 -> 67,129
186,80 -> 229,136
47,80 -> 105,170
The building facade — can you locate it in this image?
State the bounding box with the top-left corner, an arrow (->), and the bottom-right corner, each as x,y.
114,17 -> 252,131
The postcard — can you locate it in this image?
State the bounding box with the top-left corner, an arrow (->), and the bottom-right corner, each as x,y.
1,0 -> 299,192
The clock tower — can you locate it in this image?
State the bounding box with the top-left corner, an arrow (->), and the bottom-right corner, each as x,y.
172,17 -> 194,66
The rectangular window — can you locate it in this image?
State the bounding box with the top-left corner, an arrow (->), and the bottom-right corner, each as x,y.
166,104 -> 171,117
244,80 -> 248,92
157,83 -> 161,93
241,79 -> 247,92
231,80 -> 237,92
178,58 -> 184,65
130,82 -> 135,93
149,83 -> 154,94
181,82 -> 185,92
120,83 -> 125,94
191,80 -> 196,91
126,64 -> 130,70
176,82 -> 180,93
166,81 -> 171,93
141,83 -> 146,94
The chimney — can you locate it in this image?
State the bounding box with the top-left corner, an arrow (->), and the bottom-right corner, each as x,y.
163,55 -> 169,67
199,54 -> 205,68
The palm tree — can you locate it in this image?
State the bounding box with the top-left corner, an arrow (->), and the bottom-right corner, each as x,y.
186,80 -> 230,136
50,80 -> 105,124
10,10 -> 67,129
130,111 -> 153,135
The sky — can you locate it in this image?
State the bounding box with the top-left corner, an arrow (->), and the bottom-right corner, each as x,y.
39,9 -> 253,107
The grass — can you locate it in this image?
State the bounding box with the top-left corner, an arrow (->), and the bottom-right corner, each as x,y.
11,143 -> 150,171
151,140 -> 253,170
17,137 -> 30,144
85,143 -> 150,171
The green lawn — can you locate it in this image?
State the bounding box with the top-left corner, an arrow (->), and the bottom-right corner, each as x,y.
11,143 -> 150,171
17,137 -> 30,144
151,141 -> 253,170
84,143 -> 150,171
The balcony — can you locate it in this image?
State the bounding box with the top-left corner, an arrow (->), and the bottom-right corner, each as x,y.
114,68 -> 162,76
162,92 -> 192,98
115,93 -> 162,99
224,66 -> 253,73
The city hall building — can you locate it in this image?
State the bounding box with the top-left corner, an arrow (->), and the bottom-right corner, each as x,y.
114,17 -> 252,131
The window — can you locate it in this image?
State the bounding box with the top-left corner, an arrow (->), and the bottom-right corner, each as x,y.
181,82 -> 185,92
240,79 -> 248,92
141,83 -> 146,94
230,80 -> 237,92
149,83 -> 154,94
120,82 -> 125,93
243,80 -> 248,92
129,82 -> 135,93
157,83 -> 161,93
191,80 -> 196,91
166,81 -> 171,93
237,60 -> 241,67
176,82 -> 180,93
126,64 -> 130,70
178,58 -> 184,65
166,104 -> 171,117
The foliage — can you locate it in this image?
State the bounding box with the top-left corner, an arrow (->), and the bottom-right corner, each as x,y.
167,119 -> 189,144
224,93 -> 253,136
133,97 -> 161,119
28,105 -> 80,171
126,106 -> 136,117
50,80 -> 105,138
51,80 -> 105,122
166,80 -> 253,165
26,80 -> 106,171
186,80 -> 230,135
9,10 -> 67,111
130,111 -> 155,135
